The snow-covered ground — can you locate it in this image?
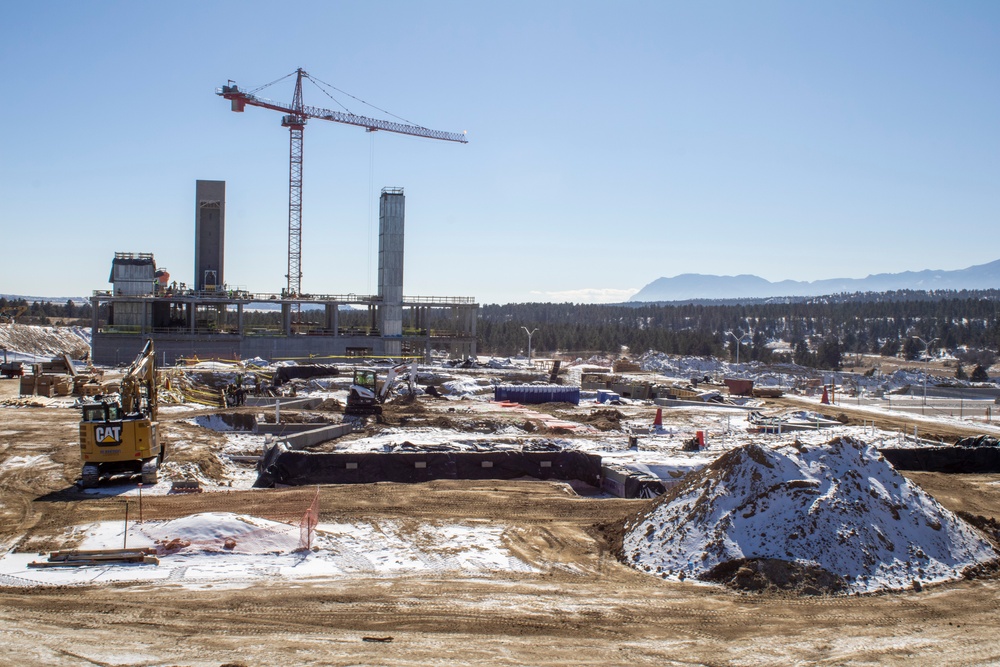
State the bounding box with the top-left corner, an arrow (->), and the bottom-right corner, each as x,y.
0,512 -> 535,589
3,326 -> 999,595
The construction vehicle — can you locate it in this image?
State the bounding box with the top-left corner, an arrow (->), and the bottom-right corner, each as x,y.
0,361 -> 23,378
0,305 -> 27,325
344,363 -> 413,417
345,369 -> 382,416
0,350 -> 23,378
78,340 -> 162,487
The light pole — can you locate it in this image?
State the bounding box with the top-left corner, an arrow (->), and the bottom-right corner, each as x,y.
912,336 -> 939,409
522,327 -> 538,363
725,331 -> 752,366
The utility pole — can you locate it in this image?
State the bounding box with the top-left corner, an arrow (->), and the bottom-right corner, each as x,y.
725,331 -> 752,367
522,327 -> 538,363
911,336 -> 939,410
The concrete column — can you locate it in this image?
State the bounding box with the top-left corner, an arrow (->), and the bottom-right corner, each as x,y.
188,303 -> 195,333
195,180 -> 226,291
282,303 -> 292,336
377,188 -> 404,339
237,303 -> 244,335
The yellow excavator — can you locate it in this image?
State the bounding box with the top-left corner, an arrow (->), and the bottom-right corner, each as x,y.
78,339 -> 163,487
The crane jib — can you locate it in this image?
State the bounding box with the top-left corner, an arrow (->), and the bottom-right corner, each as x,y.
217,88 -> 467,143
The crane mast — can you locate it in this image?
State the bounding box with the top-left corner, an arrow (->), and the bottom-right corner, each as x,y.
217,68 -> 467,299
281,69 -> 306,298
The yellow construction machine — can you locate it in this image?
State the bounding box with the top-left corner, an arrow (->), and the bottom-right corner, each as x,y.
78,340 -> 163,487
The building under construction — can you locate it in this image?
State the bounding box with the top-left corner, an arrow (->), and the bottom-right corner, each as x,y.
90,182 -> 478,365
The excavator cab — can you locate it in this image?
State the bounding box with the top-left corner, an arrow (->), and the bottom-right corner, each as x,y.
81,400 -> 122,423
353,369 -> 377,392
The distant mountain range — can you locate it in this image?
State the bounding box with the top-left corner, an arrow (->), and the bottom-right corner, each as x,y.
630,259 -> 1000,303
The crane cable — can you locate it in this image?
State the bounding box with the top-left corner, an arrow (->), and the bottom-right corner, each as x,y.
306,73 -> 427,129
246,70 -> 298,96
368,132 -> 376,295
304,76 -> 352,113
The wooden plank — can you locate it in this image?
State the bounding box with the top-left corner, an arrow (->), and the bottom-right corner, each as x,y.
62,353 -> 78,377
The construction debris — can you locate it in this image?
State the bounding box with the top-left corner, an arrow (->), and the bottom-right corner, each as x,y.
170,480 -> 203,493
29,548 -> 159,568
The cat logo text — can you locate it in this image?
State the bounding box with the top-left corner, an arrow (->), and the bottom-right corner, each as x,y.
95,425 -> 122,444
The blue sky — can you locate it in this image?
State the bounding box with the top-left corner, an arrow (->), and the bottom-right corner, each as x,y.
1,1 -> 997,304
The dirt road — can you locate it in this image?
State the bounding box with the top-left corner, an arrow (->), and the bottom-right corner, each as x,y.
772,394 -> 997,443
2,378 -> 1000,665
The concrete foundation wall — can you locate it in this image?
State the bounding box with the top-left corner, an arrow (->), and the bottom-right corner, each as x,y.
880,446 -> 1000,473
279,423 -> 354,450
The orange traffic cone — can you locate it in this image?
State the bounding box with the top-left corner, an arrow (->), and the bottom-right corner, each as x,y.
820,386 -> 830,405
653,408 -> 663,428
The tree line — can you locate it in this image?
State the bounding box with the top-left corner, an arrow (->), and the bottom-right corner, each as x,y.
5,291 -> 998,373
478,290 -> 1000,371
0,297 -> 93,322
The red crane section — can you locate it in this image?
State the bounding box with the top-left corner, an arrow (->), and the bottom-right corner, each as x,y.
217,68 -> 467,299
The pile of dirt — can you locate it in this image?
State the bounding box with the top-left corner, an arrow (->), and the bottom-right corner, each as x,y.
313,397 -> 343,412
701,558 -> 845,595
383,398 -> 427,416
958,511 -> 1000,548
0,324 -> 90,359
621,437 -> 998,594
581,409 -> 624,432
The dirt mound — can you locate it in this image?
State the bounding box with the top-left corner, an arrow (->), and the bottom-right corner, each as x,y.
313,397 -> 343,412
0,324 -> 90,359
382,398 -> 427,416
622,437 -> 998,594
701,558 -> 845,595
581,409 -> 624,432
957,511 -> 1000,548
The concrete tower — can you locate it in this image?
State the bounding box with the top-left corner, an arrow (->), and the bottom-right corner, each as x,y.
194,180 -> 225,291
378,187 -> 405,356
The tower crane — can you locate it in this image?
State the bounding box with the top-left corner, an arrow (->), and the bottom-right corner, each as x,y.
218,68 -> 467,298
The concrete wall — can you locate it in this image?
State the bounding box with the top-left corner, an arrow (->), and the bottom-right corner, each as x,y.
195,180 -> 225,291
278,423 -> 354,450
92,332 -> 392,365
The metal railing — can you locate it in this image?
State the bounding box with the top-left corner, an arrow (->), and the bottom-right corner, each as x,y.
91,290 -> 477,306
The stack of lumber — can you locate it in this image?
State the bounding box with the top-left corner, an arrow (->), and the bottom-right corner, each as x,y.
28,548 -> 159,568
